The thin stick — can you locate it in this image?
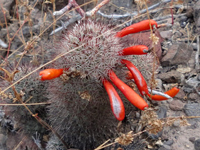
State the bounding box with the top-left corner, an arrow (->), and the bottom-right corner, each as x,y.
0,102 -> 51,106
196,36 -> 199,70
53,0 -> 85,17
86,0 -> 110,17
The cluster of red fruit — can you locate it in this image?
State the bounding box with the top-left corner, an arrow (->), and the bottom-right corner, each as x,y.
39,19 -> 179,121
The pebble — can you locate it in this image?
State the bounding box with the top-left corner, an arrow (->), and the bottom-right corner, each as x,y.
157,70 -> 184,84
161,43 -> 193,67
189,93 -> 199,100
174,89 -> 185,100
184,103 -> 200,122
169,100 -> 185,111
173,120 -> 180,127
163,140 -> 174,146
157,106 -> 167,118
194,139 -> 200,150
160,30 -> 173,39
189,137 -> 196,143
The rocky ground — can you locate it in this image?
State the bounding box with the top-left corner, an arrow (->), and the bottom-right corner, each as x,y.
0,0 -> 200,150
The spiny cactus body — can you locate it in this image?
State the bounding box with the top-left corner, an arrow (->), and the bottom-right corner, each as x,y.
0,61 -> 48,149
45,18 -> 158,149
52,19 -> 124,80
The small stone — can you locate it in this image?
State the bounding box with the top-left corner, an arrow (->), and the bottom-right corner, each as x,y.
173,120 -> 180,127
189,93 -> 199,100
175,89 -> 185,100
184,103 -> 200,122
155,139 -> 163,146
194,139 -> 200,150
160,30 -> 173,39
177,66 -> 192,73
163,140 -> 174,146
157,106 -> 167,119
135,112 -> 140,118
169,100 -> 185,111
157,70 -> 184,84
161,43 -> 193,67
189,137 -> 196,143
147,145 -> 153,149
185,144 -> 190,148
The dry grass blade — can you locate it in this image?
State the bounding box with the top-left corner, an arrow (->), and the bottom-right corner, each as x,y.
0,102 -> 51,106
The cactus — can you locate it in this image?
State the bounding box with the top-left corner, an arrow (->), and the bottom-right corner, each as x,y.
0,60 -> 48,149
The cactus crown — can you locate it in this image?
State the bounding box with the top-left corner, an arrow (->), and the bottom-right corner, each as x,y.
53,19 -> 124,80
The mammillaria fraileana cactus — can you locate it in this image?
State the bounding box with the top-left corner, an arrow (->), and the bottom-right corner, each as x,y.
41,18 -> 179,149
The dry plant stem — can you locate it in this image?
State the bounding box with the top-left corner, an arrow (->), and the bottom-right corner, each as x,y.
50,14 -> 82,35
4,0 -> 95,60
51,0 -> 110,35
53,0 -> 85,17
0,102 -> 51,106
1,0 -> 38,60
154,13 -> 186,22
95,130 -> 148,150
95,139 -> 111,150
86,0 -> 110,17
196,36 -> 199,70
13,137 -> 26,150
0,39 -> 8,48
97,0 -> 171,19
144,0 -> 157,92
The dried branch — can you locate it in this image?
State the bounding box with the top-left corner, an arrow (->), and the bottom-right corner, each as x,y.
53,0 -> 85,17
97,0 -> 172,19
86,0 -> 110,17
195,36 -> 199,70
51,0 -> 111,35
50,14 -> 82,35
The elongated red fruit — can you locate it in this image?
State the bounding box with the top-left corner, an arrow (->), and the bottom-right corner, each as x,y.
116,20 -> 158,37
103,79 -> 125,121
121,59 -> 148,96
126,71 -> 133,80
109,70 -> 148,110
39,68 -> 64,81
147,87 -> 180,101
119,45 -> 149,55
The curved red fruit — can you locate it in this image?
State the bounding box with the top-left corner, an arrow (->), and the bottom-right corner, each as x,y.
103,79 -> 125,121
116,20 -> 158,37
126,71 -> 133,80
39,69 -> 64,81
147,87 -> 180,101
109,70 -> 148,110
119,45 -> 149,55
121,59 -> 148,96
